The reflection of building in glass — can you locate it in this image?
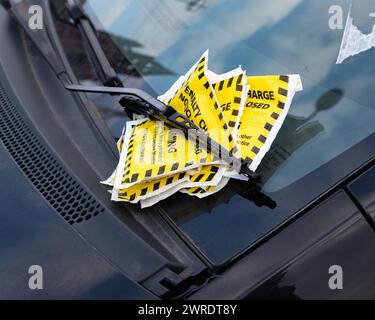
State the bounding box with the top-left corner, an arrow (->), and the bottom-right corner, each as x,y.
177,0 -> 207,11
54,0 -> 173,80
258,88 -> 343,185
257,115 -> 324,184
109,33 -> 174,76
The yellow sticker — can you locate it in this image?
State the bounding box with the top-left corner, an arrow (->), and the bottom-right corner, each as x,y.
113,118 -> 217,189
184,165 -> 224,188
208,68 -> 248,142
139,178 -> 189,208
112,171 -> 190,203
113,164 -> 225,203
237,74 -> 302,171
117,135 -> 124,153
101,133 -> 125,187
182,177 -> 230,199
167,51 -> 239,159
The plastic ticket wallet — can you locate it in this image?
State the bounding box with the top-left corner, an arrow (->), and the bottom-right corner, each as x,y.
136,165 -> 225,207
101,131 -> 125,187
166,51 -> 239,160
207,68 -> 249,178
112,118 -> 218,190
181,177 -> 230,199
112,171 -> 191,204
184,165 -> 225,188
206,67 -> 248,141
110,165 -> 225,205
106,133 -> 193,203
158,64 -> 247,199
237,74 -> 303,172
180,68 -> 249,197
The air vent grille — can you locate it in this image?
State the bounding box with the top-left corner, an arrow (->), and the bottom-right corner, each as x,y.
0,83 -> 104,224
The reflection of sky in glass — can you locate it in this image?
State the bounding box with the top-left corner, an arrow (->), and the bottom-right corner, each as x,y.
86,0 -> 375,191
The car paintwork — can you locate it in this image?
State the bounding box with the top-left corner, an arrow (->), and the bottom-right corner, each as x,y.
0,139 -> 155,299
190,190 -> 375,299
349,166 -> 375,223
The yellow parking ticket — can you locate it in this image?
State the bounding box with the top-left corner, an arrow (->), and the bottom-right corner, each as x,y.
205,68 -> 248,180
207,68 -> 248,141
101,132 -> 125,187
140,178 -> 190,208
237,74 -> 302,171
113,118 -> 217,189
166,51 -> 239,158
184,165 -> 225,188
182,177 -> 230,199
112,171 -> 190,203
114,164 -> 225,205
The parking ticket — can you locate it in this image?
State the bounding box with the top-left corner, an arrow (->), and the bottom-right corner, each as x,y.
113,118 -> 218,190
101,131 -> 125,187
206,67 -> 249,180
183,165 -> 225,188
166,51 -> 239,159
206,67 -> 248,142
103,50 -> 303,207
140,178 -> 190,208
181,176 -> 230,199
111,171 -> 191,203
237,74 -> 303,171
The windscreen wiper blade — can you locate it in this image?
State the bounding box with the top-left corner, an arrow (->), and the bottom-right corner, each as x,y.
65,0 -> 121,87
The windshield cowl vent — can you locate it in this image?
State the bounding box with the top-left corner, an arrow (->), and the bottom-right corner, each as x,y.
0,83 -> 104,225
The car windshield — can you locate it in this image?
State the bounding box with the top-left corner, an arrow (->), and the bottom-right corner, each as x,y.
73,0 -> 375,264
83,0 -> 375,192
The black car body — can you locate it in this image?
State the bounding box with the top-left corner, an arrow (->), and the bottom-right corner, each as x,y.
0,0 -> 375,299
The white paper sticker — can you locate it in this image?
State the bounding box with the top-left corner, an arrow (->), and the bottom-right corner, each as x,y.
336,6 -> 375,64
